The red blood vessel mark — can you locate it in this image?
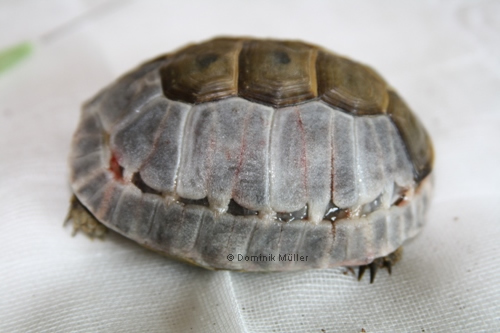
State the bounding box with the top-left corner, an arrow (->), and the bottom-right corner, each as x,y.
296,109 -> 308,195
109,153 -> 124,181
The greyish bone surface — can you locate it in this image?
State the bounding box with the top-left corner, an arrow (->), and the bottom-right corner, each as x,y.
69,37 -> 434,271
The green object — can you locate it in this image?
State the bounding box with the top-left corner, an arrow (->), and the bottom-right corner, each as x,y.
0,42 -> 33,74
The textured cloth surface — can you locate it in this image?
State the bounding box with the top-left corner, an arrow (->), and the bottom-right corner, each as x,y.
1,1 -> 499,332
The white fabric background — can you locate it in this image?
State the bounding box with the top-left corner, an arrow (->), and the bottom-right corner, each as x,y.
1,1 -> 499,332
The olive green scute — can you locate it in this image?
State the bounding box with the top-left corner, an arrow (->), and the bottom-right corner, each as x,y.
387,91 -> 434,182
160,39 -> 242,104
316,51 -> 389,115
158,38 -> 408,120
237,40 -> 318,107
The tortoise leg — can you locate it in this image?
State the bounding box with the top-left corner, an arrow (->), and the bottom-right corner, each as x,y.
357,247 -> 403,283
64,195 -> 107,239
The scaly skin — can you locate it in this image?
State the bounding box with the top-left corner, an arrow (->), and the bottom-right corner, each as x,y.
65,195 -> 107,239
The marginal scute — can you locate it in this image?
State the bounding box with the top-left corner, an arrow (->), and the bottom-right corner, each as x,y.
132,172 -> 161,195
269,102 -> 333,222
355,117 -> 386,204
160,39 -> 242,104
138,100 -> 191,193
177,98 -> 273,211
110,97 -> 170,172
387,90 -> 434,181
238,40 -> 318,107
317,51 -> 389,115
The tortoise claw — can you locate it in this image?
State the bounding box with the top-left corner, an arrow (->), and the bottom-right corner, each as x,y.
358,265 -> 367,281
385,260 -> 392,275
369,262 -> 378,284
355,247 -> 403,283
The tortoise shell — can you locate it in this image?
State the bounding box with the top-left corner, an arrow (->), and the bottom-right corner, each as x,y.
69,37 -> 433,271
